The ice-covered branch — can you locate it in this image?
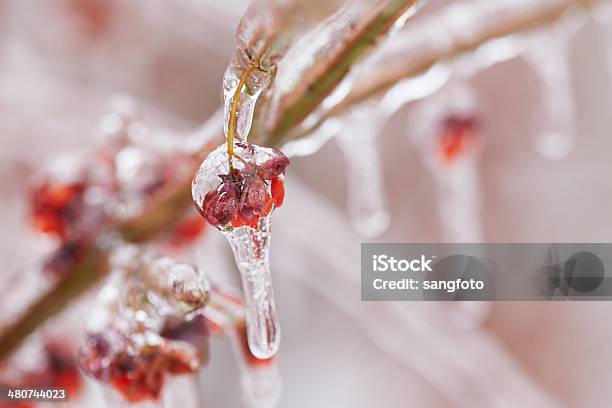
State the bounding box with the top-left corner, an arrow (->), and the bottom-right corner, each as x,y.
292,0 -> 601,142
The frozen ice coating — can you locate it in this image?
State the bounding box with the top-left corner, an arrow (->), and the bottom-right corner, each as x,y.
192,143 -> 288,359
264,0 -> 422,129
336,103 -> 390,238
227,0 -> 357,141
225,218 -> 280,360
223,64 -> 272,143
523,11 -> 585,160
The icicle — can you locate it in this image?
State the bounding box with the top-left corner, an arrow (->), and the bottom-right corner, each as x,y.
523,12 -> 585,160
409,82 -> 490,328
224,218 -> 280,359
410,82 -> 483,242
205,288 -> 282,408
212,36 -> 285,359
335,102 -> 390,238
193,144 -> 289,359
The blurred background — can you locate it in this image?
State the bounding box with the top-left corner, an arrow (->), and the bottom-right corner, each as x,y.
1,0 -> 612,407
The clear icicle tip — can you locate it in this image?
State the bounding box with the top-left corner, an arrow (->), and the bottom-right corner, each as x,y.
225,217 -> 280,360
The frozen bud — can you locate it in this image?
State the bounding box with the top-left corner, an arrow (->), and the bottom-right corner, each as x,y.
242,175 -> 269,213
192,143 -> 289,231
201,184 -> 240,227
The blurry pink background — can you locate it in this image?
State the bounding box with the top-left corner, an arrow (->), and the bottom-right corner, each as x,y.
1,0 -> 611,406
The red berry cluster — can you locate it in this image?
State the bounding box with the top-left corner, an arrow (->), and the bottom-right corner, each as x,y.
30,146 -> 205,252
199,149 -> 289,230
79,315 -> 208,403
168,216 -> 207,248
437,115 -> 480,163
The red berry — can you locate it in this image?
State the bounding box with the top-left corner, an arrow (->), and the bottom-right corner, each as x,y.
200,184 -> 239,227
271,177 -> 285,208
110,351 -> 163,402
258,151 -> 290,180
160,347 -> 195,375
196,147 -> 289,230
169,216 -> 207,247
231,209 -> 260,229
30,182 -> 86,238
241,175 -> 269,213
438,115 -> 479,163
